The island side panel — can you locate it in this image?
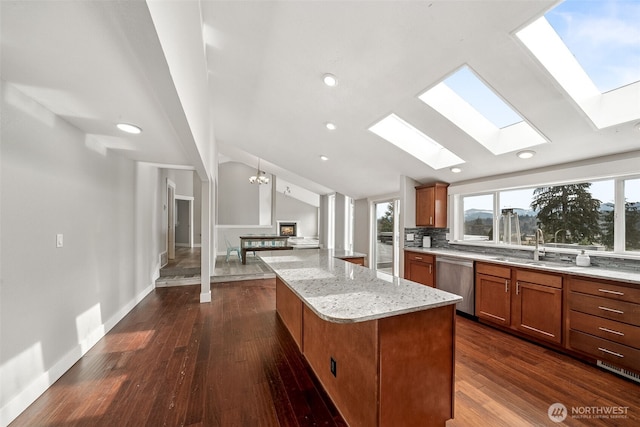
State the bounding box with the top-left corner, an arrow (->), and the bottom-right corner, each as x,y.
275,277 -> 303,350
302,305 -> 379,427
378,305 -> 455,427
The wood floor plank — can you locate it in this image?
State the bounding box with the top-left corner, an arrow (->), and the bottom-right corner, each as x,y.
9,281 -> 640,427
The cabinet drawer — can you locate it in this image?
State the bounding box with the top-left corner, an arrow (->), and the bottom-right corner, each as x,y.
405,251 -> 433,263
516,270 -> 562,289
476,262 -> 511,279
569,310 -> 640,349
569,330 -> 640,371
569,292 -> 640,326
568,277 -> 640,304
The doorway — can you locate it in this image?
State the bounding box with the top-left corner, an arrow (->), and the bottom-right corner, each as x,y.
374,200 -> 396,275
167,179 -> 176,260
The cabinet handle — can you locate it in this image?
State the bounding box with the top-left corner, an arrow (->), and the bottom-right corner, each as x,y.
598,306 -> 624,314
598,327 -> 625,336
516,281 -> 520,295
415,257 -> 423,260
598,288 -> 624,296
430,216 -> 433,225
597,347 -> 624,358
429,264 -> 432,274
505,280 -> 509,293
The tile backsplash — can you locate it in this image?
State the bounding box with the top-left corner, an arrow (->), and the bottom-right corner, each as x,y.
403,228 -> 640,273
404,228 -> 449,249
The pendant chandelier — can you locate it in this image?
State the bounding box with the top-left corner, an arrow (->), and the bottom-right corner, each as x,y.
249,158 -> 270,184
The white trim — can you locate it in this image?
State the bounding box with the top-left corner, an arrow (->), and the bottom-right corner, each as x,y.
215,224 -> 274,229
0,283 -> 154,427
200,291 -> 212,303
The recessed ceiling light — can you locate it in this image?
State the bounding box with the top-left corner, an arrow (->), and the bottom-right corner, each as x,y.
323,73 -> 337,87
450,167 -> 462,173
320,155 -> 329,161
517,150 -> 536,159
117,123 -> 142,134
325,122 -> 336,130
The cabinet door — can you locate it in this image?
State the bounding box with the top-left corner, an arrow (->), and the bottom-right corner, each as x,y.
513,281 -> 562,344
476,273 -> 510,326
416,186 -> 434,227
406,260 -> 434,287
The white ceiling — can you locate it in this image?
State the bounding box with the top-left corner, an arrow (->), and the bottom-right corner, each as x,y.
2,1 -> 639,200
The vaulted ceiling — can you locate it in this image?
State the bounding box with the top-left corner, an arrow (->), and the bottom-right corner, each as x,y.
2,1 -> 639,200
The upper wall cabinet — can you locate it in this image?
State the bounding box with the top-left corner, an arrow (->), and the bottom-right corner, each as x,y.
416,182 -> 449,228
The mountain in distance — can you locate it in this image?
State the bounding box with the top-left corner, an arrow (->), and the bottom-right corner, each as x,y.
464,202 -> 640,221
465,208 -> 537,220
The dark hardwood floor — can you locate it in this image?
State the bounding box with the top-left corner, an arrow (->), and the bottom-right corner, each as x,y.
10,280 -> 639,426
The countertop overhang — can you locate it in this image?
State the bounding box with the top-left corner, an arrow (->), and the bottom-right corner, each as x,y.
260,249 -> 462,324
405,247 -> 640,285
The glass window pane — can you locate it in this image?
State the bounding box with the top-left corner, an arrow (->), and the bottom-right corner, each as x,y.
531,180 -> 613,251
463,194 -> 494,241
499,188 -> 537,246
624,178 -> 640,252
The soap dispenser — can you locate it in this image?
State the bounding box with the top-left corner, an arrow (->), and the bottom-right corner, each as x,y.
576,250 -> 590,267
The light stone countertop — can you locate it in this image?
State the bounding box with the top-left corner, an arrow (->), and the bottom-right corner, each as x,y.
404,247 -> 640,285
259,249 -> 462,324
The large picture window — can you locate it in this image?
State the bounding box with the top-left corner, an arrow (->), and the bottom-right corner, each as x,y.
461,179 -> 624,252
624,178 -> 640,252
463,194 -> 494,242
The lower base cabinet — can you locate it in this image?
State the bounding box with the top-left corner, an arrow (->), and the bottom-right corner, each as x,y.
404,250 -> 435,287
476,262 -> 563,345
276,277 -> 455,427
567,277 -> 640,373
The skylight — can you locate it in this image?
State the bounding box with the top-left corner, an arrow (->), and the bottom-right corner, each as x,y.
368,114 -> 464,170
442,67 -> 522,129
545,0 -> 640,93
517,0 -> 640,129
419,66 -> 547,155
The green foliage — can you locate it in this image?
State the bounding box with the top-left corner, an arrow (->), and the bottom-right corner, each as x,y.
531,184 -> 601,244
601,202 -> 640,250
377,203 -> 394,233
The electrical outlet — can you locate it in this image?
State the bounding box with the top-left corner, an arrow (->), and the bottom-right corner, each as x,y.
56,234 -> 64,248
407,233 -> 414,241
330,357 -> 337,377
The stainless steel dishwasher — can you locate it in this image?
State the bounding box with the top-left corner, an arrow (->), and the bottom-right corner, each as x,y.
436,257 -> 475,316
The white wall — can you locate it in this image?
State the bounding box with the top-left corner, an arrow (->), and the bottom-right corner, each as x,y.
217,162 -> 268,225
353,198 -> 370,265
334,193 -> 348,250
0,83 -> 160,425
275,192 -> 318,237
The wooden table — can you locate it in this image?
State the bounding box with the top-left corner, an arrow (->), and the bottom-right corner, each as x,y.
239,235 -> 292,264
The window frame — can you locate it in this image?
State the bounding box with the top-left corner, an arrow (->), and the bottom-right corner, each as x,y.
452,175 -> 640,256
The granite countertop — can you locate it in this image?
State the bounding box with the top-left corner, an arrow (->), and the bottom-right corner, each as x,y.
331,249 -> 367,259
259,249 -> 462,324
404,247 -> 640,285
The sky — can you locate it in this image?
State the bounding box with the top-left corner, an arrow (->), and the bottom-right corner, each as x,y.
545,0 -> 640,93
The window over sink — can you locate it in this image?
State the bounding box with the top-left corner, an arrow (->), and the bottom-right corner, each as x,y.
458,177 -> 640,254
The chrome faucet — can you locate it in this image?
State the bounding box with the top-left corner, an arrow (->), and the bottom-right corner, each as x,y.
534,228 -> 545,261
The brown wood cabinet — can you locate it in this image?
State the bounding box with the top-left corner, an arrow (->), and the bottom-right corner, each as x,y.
276,276 -> 456,426
343,257 -> 365,266
416,182 -> 448,228
476,262 -> 563,345
476,263 -> 511,326
404,250 -> 435,287
513,269 -> 563,344
567,276 -> 640,373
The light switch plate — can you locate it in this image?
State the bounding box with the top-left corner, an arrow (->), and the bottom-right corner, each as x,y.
407,233 -> 415,241
56,234 -> 63,248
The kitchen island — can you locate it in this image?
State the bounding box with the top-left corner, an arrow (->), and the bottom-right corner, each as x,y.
259,249 -> 462,427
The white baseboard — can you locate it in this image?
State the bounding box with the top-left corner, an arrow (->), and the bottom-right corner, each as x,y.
0,282 -> 155,427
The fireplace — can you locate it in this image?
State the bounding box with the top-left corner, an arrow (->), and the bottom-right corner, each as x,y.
278,221 -> 297,237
